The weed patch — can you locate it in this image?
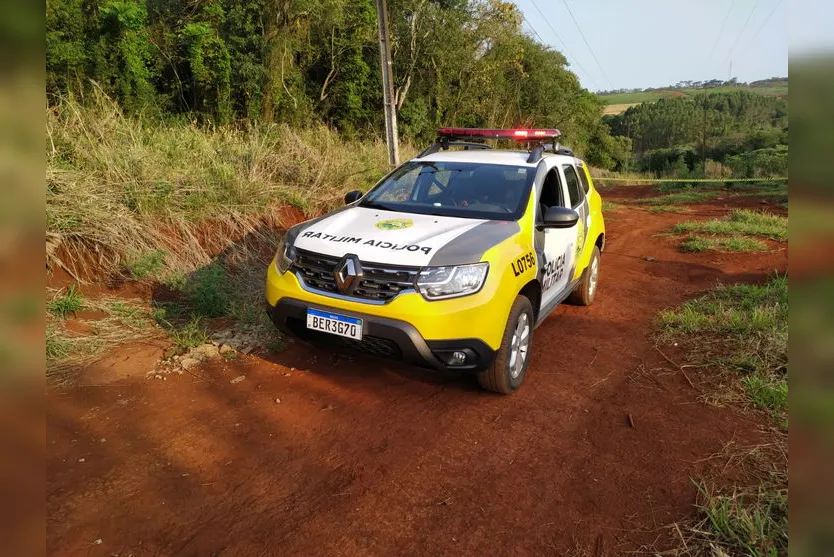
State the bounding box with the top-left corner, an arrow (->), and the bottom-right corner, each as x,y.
165,316 -> 210,353
126,250 -> 167,280
680,236 -> 768,253
659,276 -> 787,418
636,191 -> 720,205
602,200 -> 620,212
47,286 -> 83,318
649,205 -> 686,213
673,210 -> 788,241
686,481 -> 788,557
185,263 -> 230,318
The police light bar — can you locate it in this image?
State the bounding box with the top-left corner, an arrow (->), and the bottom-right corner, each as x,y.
437,128 -> 561,140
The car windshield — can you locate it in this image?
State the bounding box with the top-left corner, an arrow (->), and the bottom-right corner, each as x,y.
360,161 -> 535,220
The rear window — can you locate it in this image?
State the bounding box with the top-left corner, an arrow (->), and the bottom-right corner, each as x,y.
576,164 -> 591,194
562,164 -> 585,208
361,161 -> 536,220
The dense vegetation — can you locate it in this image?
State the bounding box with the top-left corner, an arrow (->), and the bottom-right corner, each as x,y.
46,0 -> 628,166
597,76 -> 788,97
604,90 -> 788,177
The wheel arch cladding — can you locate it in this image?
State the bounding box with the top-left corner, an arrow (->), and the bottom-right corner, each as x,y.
518,279 -> 542,321
595,233 -> 605,253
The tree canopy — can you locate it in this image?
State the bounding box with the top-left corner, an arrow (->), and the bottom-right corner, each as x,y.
47,0 -> 625,165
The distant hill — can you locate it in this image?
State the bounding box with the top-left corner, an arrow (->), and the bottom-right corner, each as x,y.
597,78 -> 788,115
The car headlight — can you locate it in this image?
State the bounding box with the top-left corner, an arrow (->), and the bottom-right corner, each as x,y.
416,262 -> 489,300
273,236 -> 296,274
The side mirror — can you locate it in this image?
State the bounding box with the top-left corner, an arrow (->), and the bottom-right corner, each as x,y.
344,190 -> 363,205
539,206 -> 580,229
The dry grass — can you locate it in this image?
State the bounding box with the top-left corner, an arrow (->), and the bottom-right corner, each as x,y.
46,291 -> 163,384
47,90 -> 409,281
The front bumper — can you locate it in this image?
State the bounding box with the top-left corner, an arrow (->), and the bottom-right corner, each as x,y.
266,297 -> 495,372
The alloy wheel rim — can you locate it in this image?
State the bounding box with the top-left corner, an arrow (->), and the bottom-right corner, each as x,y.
588,256 -> 599,298
509,313 -> 530,379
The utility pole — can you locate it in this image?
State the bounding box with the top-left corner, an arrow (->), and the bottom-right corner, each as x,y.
701,82 -> 707,176
374,0 -> 400,167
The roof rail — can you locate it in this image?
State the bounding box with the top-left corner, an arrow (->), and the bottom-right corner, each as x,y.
417,128 -> 570,163
416,140 -> 492,158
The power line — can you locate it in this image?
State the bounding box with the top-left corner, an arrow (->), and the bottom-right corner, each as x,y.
724,1 -> 759,62
559,0 -> 615,90
526,0 -> 598,90
521,13 -> 597,89
520,13 -> 546,45
708,0 -> 736,61
734,0 -> 784,57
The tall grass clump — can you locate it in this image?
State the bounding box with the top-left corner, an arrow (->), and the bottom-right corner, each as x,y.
47,91 -> 402,280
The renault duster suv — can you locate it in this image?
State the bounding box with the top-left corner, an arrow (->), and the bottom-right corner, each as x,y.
266,128 -> 605,393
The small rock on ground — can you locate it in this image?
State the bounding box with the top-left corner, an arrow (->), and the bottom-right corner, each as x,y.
230,375 -> 245,384
180,357 -> 200,371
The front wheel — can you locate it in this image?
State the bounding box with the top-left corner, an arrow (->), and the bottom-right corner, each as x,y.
568,246 -> 600,306
477,296 -> 534,394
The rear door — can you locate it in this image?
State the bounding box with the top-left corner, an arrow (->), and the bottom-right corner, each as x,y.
562,163 -> 591,278
536,164 -> 579,310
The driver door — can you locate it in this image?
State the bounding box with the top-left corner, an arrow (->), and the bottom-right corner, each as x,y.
536,166 -> 578,310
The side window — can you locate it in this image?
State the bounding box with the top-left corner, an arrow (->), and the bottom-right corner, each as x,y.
538,168 -> 563,214
576,163 -> 591,194
562,164 -> 585,208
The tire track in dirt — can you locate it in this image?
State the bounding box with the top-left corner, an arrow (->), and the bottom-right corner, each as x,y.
47,194 -> 787,556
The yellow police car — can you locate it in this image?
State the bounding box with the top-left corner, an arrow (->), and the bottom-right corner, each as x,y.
266,128 -> 605,393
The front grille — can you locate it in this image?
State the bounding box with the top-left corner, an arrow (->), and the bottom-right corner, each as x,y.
293,249 -> 419,302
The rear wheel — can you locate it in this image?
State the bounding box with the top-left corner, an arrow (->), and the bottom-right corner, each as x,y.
477,295 -> 534,394
568,246 -> 600,306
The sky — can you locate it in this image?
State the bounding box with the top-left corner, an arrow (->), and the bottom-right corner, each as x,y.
513,0 -> 792,92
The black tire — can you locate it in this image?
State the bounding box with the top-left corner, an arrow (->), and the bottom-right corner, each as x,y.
476,295 -> 534,394
568,246 -> 600,306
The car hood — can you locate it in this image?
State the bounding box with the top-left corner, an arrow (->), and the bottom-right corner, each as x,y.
289,206 -> 520,267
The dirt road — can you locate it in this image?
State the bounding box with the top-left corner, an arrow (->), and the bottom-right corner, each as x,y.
47,189 -> 787,556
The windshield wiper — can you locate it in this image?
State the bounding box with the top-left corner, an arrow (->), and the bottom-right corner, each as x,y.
361,200 -> 394,211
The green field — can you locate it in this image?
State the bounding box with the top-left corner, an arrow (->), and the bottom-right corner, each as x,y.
598,83 -> 788,106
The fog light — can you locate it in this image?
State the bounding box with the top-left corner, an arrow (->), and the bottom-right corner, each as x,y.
449,351 -> 467,365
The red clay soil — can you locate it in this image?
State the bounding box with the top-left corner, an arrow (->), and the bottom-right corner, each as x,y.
46,193 -> 788,556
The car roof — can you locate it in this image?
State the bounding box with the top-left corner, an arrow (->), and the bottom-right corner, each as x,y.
414,149 -> 581,167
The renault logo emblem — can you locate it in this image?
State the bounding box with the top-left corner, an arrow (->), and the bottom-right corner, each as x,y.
334,254 -> 361,293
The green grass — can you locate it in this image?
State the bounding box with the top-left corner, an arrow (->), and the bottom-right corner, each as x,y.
673,210 -> 788,241
166,315 -> 210,352
659,276 -> 787,417
635,191 -> 720,205
743,375 -> 788,414
186,263 -> 230,318
680,236 -> 769,253
602,200 -> 620,212
126,250 -> 167,279
690,481 -> 788,557
47,286 -> 84,318
648,205 -> 685,213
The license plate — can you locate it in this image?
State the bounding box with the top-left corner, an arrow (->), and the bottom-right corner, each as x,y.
306,308 -> 363,340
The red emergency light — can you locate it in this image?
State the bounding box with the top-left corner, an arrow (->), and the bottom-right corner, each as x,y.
437,128 -> 561,141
